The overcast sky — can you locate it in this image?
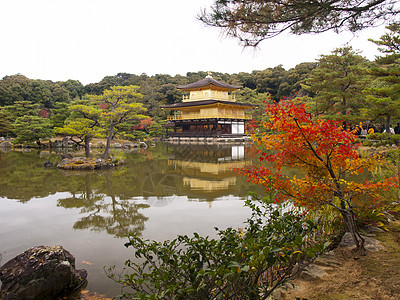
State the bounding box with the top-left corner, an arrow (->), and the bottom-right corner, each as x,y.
0,0 -> 391,85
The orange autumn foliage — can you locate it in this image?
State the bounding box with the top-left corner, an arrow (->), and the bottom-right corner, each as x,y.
238,100 -> 397,212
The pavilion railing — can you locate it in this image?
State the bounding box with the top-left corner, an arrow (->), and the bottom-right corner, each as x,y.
167,114 -> 252,121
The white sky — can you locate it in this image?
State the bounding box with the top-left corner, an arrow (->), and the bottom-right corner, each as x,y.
0,0 -> 391,85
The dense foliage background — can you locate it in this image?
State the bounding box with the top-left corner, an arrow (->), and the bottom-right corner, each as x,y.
0,24 -> 399,143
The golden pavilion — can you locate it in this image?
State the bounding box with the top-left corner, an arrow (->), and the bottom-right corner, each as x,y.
161,74 -> 255,138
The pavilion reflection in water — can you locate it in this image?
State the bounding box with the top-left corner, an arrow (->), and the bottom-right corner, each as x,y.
166,144 -> 252,196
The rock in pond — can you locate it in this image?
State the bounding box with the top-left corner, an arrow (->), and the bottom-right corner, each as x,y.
0,245 -> 87,300
0,141 -> 12,148
57,157 -> 115,170
61,153 -> 73,160
43,160 -> 53,167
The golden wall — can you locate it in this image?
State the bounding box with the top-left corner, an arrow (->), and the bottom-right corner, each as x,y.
167,104 -> 251,121
182,89 -> 236,102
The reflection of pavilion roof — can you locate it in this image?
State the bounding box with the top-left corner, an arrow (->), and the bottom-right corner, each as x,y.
183,177 -> 237,192
160,99 -> 256,109
177,77 -> 242,91
168,159 -> 252,175
146,196 -> 175,207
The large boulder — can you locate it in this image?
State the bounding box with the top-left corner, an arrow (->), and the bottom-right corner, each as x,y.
0,245 -> 87,300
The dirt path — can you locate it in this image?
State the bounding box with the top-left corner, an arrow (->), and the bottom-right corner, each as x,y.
281,221 -> 400,299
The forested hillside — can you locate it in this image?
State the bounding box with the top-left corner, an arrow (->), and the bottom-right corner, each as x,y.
0,23 -> 399,143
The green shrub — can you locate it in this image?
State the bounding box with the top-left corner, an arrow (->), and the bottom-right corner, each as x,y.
363,133 -> 400,147
371,147 -> 400,220
110,150 -> 127,165
106,195 -> 327,299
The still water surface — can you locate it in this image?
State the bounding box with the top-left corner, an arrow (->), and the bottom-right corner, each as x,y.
0,143 -> 264,296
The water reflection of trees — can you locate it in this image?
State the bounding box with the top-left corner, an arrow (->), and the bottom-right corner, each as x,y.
57,173 -> 149,237
0,144 -> 264,201
0,144 -> 267,237
0,151 -> 64,202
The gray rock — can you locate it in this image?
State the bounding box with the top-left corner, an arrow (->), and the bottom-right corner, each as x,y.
51,140 -> 63,148
0,245 -> 87,300
57,157 -> 115,170
123,142 -> 133,148
298,264 -> 325,281
313,252 -> 342,268
43,160 -> 53,167
338,232 -> 383,251
62,136 -> 72,147
61,153 -> 73,160
112,143 -> 122,148
0,137 -> 5,141
0,141 -> 12,148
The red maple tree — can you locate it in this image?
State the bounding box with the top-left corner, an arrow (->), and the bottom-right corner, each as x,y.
238,100 -> 397,253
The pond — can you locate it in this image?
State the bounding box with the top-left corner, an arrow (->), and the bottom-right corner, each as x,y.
0,143 -> 265,297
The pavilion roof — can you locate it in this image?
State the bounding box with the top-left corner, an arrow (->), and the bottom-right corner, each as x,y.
160,99 -> 256,109
177,76 -> 242,91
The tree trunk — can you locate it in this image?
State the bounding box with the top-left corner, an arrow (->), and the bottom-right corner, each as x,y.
340,207 -> 365,254
385,115 -> 391,133
84,135 -> 91,158
102,122 -> 114,160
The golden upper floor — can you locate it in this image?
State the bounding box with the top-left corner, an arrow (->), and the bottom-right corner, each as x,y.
177,74 -> 241,103
161,75 -> 255,120
182,89 -> 236,102
165,102 -> 253,121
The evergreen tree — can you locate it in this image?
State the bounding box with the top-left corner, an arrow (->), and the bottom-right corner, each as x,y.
148,117 -> 167,138
1,101 -> 53,144
90,86 -> 147,159
55,97 -> 102,158
200,0 -> 399,46
13,115 -> 53,144
0,107 -> 14,136
363,23 -> 400,132
303,47 -> 369,127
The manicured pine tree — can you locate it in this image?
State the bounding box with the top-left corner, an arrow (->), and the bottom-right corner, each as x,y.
55,97 -> 102,158
91,85 -> 147,159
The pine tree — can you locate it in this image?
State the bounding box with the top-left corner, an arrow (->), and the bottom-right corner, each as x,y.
303,47 -> 369,128
363,23 -> 400,132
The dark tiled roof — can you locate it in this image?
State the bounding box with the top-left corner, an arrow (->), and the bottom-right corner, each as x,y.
177,77 -> 242,91
160,100 -> 256,109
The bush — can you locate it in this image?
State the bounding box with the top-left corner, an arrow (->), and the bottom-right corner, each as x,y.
371,147 -> 400,220
106,195 -> 327,299
363,133 -> 400,147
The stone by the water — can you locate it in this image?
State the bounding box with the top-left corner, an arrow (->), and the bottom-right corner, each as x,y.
60,153 -> 73,160
43,160 -> 53,167
0,141 -> 12,148
0,245 -> 87,300
57,157 -> 115,170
